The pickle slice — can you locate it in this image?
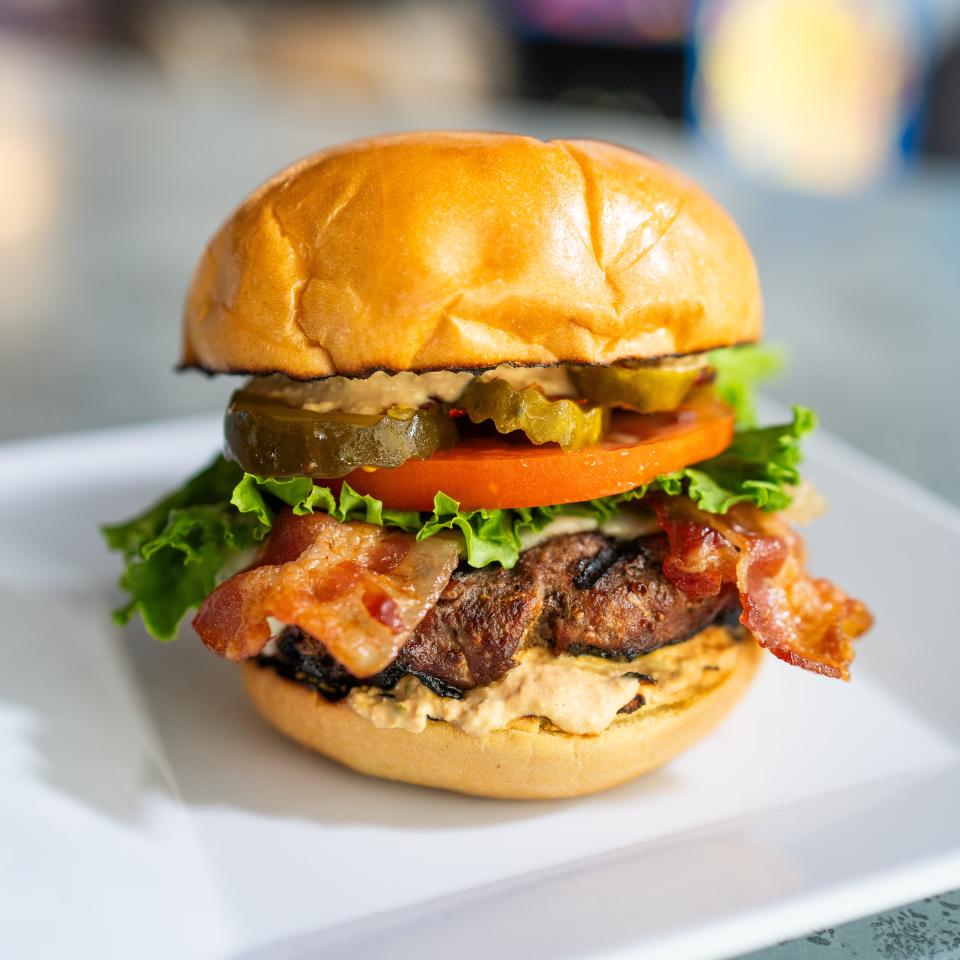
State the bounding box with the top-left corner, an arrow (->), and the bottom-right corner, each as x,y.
225,390 -> 458,478
457,378 -> 607,451
569,363 -> 701,413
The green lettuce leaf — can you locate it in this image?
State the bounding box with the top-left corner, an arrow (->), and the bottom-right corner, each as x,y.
656,405 -> 815,513
102,454 -> 244,556
709,343 -> 786,427
103,406 -> 815,640
417,494 -> 528,567
101,457 -> 268,640
224,408 -> 812,570
231,472 -> 422,530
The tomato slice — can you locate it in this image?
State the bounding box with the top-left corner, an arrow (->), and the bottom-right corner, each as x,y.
337,396 -> 734,511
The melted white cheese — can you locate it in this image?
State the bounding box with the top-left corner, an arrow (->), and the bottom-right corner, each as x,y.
518,515 -> 600,551
599,507 -> 661,540
515,507 -> 661,551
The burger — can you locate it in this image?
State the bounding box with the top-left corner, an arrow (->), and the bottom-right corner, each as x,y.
103,132 -> 872,799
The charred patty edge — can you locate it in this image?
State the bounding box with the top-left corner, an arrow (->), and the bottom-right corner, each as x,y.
257,529 -> 743,701
259,609 -> 745,709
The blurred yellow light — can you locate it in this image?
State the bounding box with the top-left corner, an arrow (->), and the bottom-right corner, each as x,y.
701,0 -> 915,192
0,116 -> 58,245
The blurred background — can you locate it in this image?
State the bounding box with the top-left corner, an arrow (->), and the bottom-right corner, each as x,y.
0,0 -> 958,503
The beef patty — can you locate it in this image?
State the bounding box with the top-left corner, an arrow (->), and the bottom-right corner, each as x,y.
268,531 -> 740,698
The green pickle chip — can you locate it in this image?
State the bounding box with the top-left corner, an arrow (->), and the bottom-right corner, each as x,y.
569,363 -> 700,413
226,360 -> 705,477
457,378 -> 608,451
225,389 -> 458,478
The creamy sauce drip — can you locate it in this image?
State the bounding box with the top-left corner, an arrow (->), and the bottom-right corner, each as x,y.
246,367 -> 574,416
347,626 -> 742,737
243,357 -> 705,416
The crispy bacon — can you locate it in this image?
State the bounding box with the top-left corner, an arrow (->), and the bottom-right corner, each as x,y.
193,512 -> 459,677
650,496 -> 872,679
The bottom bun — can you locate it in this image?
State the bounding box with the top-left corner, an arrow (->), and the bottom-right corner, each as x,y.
240,628 -> 762,800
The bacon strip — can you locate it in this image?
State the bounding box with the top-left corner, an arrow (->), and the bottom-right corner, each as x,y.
193,512 -> 459,677
650,496 -> 872,679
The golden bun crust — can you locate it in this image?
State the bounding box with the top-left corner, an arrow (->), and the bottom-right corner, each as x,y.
240,630 -> 762,799
183,132 -> 761,379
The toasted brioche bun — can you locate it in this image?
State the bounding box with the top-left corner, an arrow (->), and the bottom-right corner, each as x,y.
183,132 -> 761,380
240,628 -> 762,799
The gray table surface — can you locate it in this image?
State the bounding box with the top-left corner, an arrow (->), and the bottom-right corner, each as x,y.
2,36 -> 958,960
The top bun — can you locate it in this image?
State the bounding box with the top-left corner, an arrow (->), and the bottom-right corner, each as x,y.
182,132 -> 761,379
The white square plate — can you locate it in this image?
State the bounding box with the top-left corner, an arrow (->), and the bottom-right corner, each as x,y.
2,411 -> 959,960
